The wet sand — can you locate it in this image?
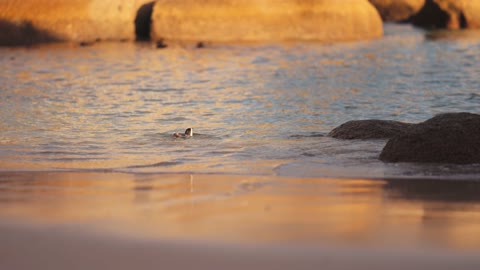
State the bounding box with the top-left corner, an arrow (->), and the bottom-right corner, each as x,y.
1,221 -> 480,270
1,172 -> 480,269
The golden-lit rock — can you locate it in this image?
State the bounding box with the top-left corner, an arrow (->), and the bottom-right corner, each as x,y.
412,0 -> 480,29
0,0 -> 153,46
151,0 -> 383,45
368,0 -> 425,22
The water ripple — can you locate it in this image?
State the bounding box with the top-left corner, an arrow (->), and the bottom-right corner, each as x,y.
1,24 -> 480,179
127,161 -> 182,169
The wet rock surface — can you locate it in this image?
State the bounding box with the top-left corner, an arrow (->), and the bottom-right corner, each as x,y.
380,113 -> 480,164
328,120 -> 413,140
330,113 -> 480,164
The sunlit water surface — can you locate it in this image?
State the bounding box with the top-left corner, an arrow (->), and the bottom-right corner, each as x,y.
3,24 -> 480,252
1,24 -> 480,179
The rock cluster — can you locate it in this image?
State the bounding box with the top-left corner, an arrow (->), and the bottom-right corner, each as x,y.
329,113 -> 480,164
0,0 -> 383,46
411,0 -> 480,29
369,0 -> 480,29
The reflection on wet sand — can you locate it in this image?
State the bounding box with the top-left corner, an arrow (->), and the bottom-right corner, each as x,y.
1,172 -> 480,249
385,179 -> 480,248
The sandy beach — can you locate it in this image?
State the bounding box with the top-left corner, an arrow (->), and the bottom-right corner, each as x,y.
1,172 -> 480,269
1,220 -> 480,270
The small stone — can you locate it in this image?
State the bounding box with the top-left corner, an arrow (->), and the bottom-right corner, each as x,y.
155,40 -> 167,49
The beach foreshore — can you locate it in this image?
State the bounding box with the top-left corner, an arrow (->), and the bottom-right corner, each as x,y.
1,171 -> 480,269
1,220 -> 479,270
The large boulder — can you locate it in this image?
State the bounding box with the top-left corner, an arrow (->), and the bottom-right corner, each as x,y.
369,0 -> 425,22
328,120 -> 413,140
0,0 -> 154,45
411,0 -> 480,29
380,113 -> 480,164
151,0 -> 383,45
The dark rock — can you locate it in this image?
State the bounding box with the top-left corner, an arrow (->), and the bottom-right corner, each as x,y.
380,113 -> 480,164
328,120 -> 413,139
0,19 -> 59,46
368,0 -> 425,22
411,0 -> 480,29
79,41 -> 95,47
155,39 -> 167,49
135,1 -> 155,41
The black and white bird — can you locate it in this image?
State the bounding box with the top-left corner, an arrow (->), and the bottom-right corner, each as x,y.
173,128 -> 193,138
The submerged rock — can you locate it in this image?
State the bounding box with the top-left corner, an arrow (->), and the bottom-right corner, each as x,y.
368,0 -> 425,22
328,120 -> 413,140
411,0 -> 480,29
380,113 -> 480,164
151,0 -> 383,45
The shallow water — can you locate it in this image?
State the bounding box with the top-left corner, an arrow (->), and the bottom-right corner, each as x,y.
1,24 -> 480,179
3,24 -> 480,255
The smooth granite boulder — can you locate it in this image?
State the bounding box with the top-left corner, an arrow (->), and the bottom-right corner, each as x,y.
0,0 -> 154,45
369,0 -> 425,22
412,0 -> 480,29
328,120 -> 413,140
151,0 -> 383,45
380,113 -> 480,164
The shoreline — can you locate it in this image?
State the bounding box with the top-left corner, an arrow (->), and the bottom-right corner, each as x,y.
1,169 -> 480,182
1,171 -> 480,249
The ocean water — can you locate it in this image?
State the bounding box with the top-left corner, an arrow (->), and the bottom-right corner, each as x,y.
1,24 -> 480,179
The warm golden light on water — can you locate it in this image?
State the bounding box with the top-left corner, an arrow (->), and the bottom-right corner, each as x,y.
2,172 -> 480,249
2,27 -> 480,265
